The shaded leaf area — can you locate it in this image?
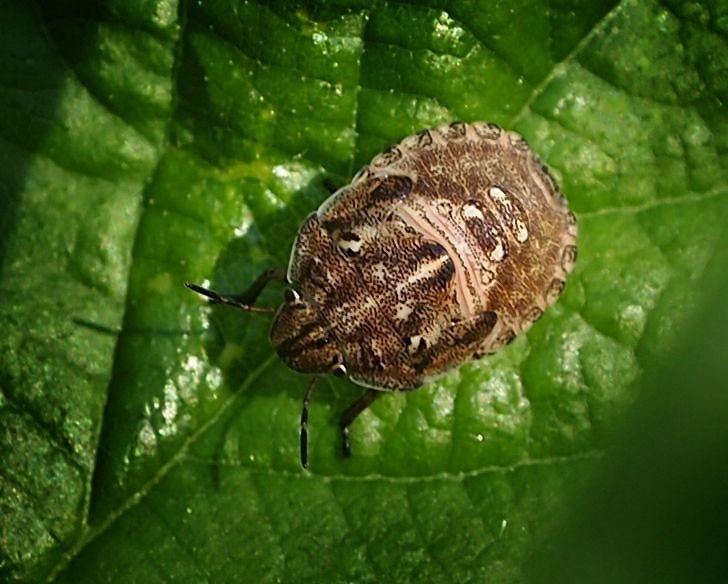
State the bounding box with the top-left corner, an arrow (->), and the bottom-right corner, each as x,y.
0,1 -> 179,581
528,232 -> 728,584
0,0 -> 725,582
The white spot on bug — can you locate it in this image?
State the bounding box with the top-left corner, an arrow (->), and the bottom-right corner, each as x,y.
373,262 -> 386,280
407,334 -> 426,354
462,203 -> 485,221
337,238 -> 362,255
480,269 -> 495,286
406,255 -> 450,285
395,303 -> 412,321
515,219 -> 529,242
489,241 -> 506,262
488,185 -> 508,203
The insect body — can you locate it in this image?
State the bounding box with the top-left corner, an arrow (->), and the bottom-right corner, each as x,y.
187,121 -> 577,467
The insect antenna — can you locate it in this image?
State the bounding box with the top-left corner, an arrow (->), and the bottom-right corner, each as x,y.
300,376 -> 319,469
185,282 -> 276,314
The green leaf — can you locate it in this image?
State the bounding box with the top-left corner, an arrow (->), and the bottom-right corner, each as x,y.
527,232 -> 728,584
0,0 -> 725,581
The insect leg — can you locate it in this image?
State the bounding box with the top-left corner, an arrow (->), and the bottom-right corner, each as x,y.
185,267 -> 286,313
299,376 -> 319,469
339,388 -> 381,458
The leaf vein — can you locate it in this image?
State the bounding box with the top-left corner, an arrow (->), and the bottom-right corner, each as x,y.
181,449 -> 604,483
578,185 -> 728,218
38,12 -> 156,148
508,0 -> 629,127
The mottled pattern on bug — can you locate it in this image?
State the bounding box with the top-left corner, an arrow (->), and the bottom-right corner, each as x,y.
272,122 -> 577,390
188,121 -> 577,465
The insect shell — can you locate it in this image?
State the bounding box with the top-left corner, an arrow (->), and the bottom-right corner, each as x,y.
271,121 -> 577,390
188,121 -> 577,465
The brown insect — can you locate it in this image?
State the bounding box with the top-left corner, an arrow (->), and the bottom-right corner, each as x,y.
187,121 -> 577,467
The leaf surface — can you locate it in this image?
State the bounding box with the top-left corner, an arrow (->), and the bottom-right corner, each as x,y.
0,0 -> 726,581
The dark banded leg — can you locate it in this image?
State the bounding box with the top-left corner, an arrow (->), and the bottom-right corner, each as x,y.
339,389 -> 381,458
299,376 -> 319,469
185,267 -> 286,313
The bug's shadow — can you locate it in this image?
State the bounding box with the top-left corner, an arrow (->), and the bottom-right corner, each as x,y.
198,172 -> 357,480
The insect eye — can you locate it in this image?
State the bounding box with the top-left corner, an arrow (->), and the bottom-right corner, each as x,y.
330,363 -> 347,377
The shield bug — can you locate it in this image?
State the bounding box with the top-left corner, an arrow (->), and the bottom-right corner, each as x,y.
187,121 -> 578,467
